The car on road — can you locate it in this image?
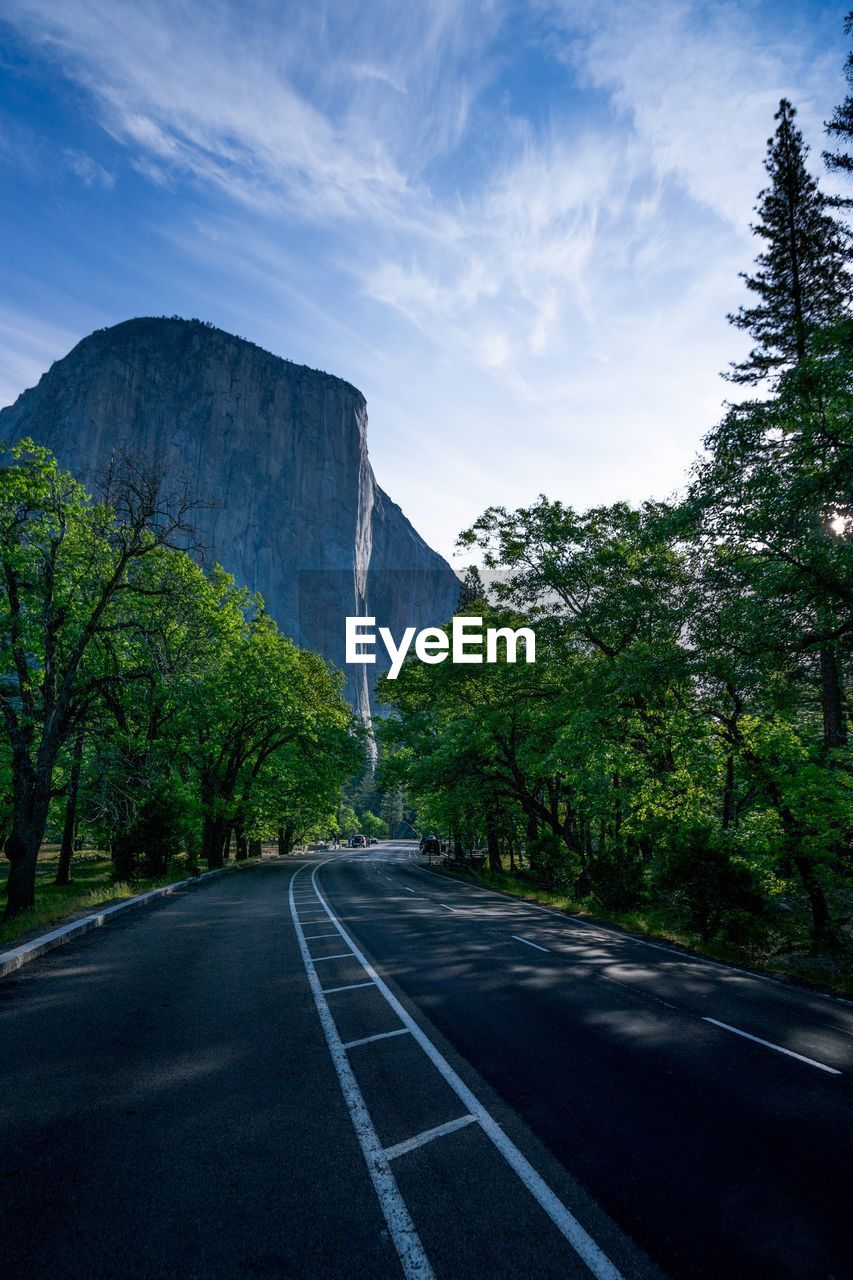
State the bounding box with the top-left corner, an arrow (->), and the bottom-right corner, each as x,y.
349,834 -> 367,848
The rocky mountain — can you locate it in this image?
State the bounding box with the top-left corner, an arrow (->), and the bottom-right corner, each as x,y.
0,317 -> 460,717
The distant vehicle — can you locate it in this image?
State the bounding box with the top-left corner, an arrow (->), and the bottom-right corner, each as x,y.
349,834 -> 367,848
369,837 -> 379,845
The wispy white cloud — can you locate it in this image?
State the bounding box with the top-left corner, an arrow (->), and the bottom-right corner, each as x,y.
1,0 -> 848,561
63,147 -> 114,187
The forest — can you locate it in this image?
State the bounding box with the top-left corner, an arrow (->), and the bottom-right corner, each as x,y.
376,88 -> 852,986
0,441 -> 362,921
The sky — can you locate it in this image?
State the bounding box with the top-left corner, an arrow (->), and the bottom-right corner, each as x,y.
0,0 -> 849,564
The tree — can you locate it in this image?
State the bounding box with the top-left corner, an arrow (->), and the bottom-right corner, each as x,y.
0,441 -> 196,915
825,11 -> 853,176
728,99 -> 850,384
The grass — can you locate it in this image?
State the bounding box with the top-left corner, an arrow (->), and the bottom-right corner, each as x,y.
0,851 -> 195,951
438,859 -> 853,1000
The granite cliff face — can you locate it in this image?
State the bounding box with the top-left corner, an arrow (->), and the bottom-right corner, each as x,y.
0,317 -> 460,716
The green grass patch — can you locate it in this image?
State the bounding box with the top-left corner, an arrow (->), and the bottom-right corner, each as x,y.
0,853 -> 193,951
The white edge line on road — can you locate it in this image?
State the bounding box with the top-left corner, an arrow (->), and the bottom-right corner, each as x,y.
312,860 -> 625,1280
512,935 -> 550,953
288,867 -> 435,1280
384,1114 -> 477,1161
702,1018 -> 842,1075
344,1028 -> 411,1050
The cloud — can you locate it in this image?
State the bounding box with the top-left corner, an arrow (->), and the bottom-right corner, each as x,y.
63,147 -> 115,188
1,0 -> 848,562
537,0 -> 844,225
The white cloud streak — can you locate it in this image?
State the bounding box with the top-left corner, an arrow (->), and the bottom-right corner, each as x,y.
1,0 -> 849,560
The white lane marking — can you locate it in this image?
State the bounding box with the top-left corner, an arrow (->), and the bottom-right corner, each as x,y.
404,888 -> 416,894
289,870 -> 435,1280
344,1028 -> 411,1050
312,862 -> 625,1280
438,904 -> 458,913
311,952 -> 356,962
302,931 -> 340,939
412,866 -> 853,1004
512,935 -> 550,953
323,981 -> 376,994
384,1115 -> 478,1162
703,1018 -> 842,1075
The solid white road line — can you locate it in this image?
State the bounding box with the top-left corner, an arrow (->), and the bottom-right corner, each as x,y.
702,1018 -> 842,1075
323,981 -> 376,994
312,862 -> 625,1280
289,869 -> 435,1280
344,1028 -> 411,1050
384,1115 -> 478,1162
512,935 -> 550,953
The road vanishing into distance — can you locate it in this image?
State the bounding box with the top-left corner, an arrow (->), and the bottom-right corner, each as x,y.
1,841 -> 851,1280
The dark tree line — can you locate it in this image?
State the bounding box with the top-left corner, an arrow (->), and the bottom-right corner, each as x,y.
378,60 -> 852,955
0,444 -> 359,917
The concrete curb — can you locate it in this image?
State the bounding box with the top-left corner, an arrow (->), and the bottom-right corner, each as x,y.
0,861 -> 257,980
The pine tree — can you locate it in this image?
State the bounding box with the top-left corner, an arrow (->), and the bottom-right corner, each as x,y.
457,564 -> 487,610
824,11 -> 853,175
728,99 -> 850,384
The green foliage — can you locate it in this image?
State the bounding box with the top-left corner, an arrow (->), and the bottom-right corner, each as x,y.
0,443 -> 358,909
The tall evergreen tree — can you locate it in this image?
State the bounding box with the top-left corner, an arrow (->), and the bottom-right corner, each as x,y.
825,11 -> 853,175
728,99 -> 850,384
457,564 -> 487,610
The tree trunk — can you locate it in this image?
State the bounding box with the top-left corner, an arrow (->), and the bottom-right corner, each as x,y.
485,811 -> 502,874
234,823 -> 248,861
820,643 -> 848,750
4,813 -> 49,915
4,765 -> 53,916
202,816 -> 228,869
248,838 -> 262,858
278,823 -> 295,856
56,732 -> 84,887
721,753 -> 736,830
793,851 -> 832,939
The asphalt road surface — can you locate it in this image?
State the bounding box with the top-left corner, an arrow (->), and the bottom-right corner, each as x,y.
1,841 -> 851,1279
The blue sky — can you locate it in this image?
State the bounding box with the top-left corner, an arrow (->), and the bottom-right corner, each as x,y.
0,0 -> 849,562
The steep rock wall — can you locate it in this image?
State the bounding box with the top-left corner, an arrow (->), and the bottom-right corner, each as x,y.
0,317 -> 460,715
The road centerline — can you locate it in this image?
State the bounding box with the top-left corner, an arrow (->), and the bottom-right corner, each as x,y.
702,1018 -> 842,1075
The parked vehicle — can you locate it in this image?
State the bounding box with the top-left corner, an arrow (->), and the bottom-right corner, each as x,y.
349,834 -> 367,848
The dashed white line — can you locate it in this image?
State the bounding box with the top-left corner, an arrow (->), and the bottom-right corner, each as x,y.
323,980 -> 376,994
311,952 -> 355,962
311,861 -> 625,1280
344,1028 -> 411,1050
512,935 -> 550,953
289,871 -> 435,1280
439,903 -> 458,913
703,1018 -> 842,1075
384,1115 -> 478,1161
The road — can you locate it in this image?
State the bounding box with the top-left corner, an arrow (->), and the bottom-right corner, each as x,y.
1,842 -> 851,1279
